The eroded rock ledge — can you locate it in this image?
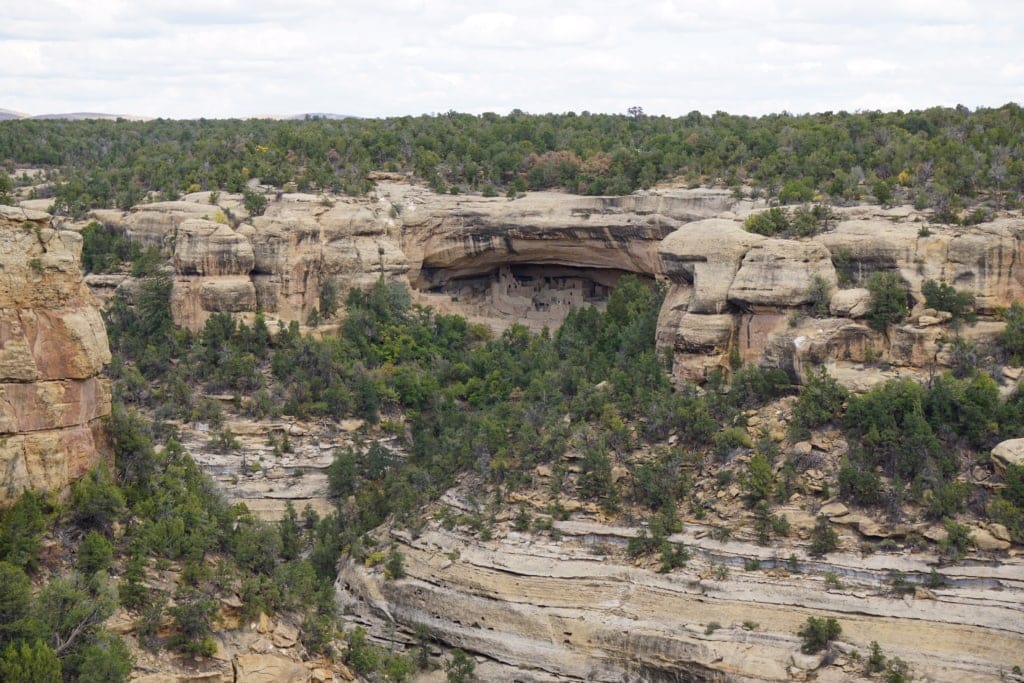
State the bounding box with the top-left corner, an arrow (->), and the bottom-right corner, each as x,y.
657,206 -> 1024,386
92,184 -> 747,332
0,205 -> 111,505
93,184 -> 1024,394
337,496 -> 1024,682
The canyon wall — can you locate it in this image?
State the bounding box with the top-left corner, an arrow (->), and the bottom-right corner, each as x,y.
337,488 -> 1024,682
95,185 -> 1024,391
92,183 -> 744,332
0,206 -> 111,505
658,206 -> 1024,387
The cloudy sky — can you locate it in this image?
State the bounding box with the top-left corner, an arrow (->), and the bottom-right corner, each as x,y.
2,0 -> 1022,119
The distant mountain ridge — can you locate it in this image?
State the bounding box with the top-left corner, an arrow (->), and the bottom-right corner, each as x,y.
0,108 -> 352,121
0,109 -> 149,121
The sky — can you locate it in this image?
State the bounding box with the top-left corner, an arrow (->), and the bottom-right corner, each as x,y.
2,0 -> 1023,119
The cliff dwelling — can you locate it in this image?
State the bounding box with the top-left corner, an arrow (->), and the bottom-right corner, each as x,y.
414,263 -> 642,330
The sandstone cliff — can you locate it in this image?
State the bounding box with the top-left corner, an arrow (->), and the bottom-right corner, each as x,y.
93,185 -> 746,332
95,186 -> 1024,390
338,486 -> 1024,682
95,192 -> 408,330
658,206 -> 1024,386
0,206 -> 111,505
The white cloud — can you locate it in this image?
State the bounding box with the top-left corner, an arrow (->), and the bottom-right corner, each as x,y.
0,0 -> 1021,118
845,58 -> 900,78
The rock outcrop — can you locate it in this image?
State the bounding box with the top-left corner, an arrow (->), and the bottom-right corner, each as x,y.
338,492 -> 1024,682
992,438 -> 1024,472
93,185 -> 1024,388
232,653 -> 310,683
97,193 -> 408,330
658,207 -> 1024,386
0,206 -> 111,505
95,184 -> 745,332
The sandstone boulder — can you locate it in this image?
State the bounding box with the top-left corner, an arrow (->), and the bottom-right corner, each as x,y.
831,512 -> 888,538
760,318 -> 877,384
728,239 -> 837,310
198,277 -> 258,312
943,222 -> 1024,313
97,200 -> 215,248
829,288 -> 871,318
173,219 -> 255,276
819,502 -> 849,518
233,654 -> 309,683
659,219 -> 765,313
970,527 -> 1011,552
674,313 -> 734,353
991,439 -> 1024,472
818,220 -> 918,285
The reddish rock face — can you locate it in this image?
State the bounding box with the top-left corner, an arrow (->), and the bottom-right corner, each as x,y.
0,206 -> 111,506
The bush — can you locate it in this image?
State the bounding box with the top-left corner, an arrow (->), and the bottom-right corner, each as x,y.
166,589 -> 218,657
0,562 -> 37,645
837,461 -> 881,505
1001,302 -> 1024,364
844,379 -> 944,482
658,542 -> 690,573
987,498 -> 1023,543
445,648 -> 476,682
0,639 -> 60,683
924,481 -> 969,520
728,365 -> 790,409
118,554 -> 149,610
809,516 -> 839,557
1004,464 -> 1024,509
923,372 -> 1000,448
808,275 -> 832,316
743,453 -> 773,504
866,272 -> 908,331
744,207 -> 791,236
939,519 -> 971,562
797,616 -> 841,653
789,367 -> 847,440
384,550 -> 406,580
714,427 -> 752,463
69,631 -> 133,683
922,279 -> 975,322
68,466 -> 126,535
242,188 -> 267,217
76,531 -> 114,577
0,491 -> 50,572
37,574 -> 115,659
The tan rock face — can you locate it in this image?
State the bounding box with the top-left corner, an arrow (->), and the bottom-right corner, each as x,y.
95,191 -> 1024,389
0,206 -> 111,505
232,654 -> 309,683
172,219 -> 255,276
728,240 -> 837,310
100,186 -> 738,331
658,207 -> 1024,389
339,515 -> 1024,682
991,438 -> 1024,472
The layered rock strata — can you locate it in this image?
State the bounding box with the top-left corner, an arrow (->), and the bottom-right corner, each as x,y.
658,207 -> 1024,385
93,185 -> 746,331
338,497 -> 1024,682
93,186 -> 1024,390
0,206 -> 111,505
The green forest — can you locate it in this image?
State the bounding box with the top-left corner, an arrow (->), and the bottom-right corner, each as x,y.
2,106 -> 1024,680
2,104 -> 1023,220
5,262 -> 1023,679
